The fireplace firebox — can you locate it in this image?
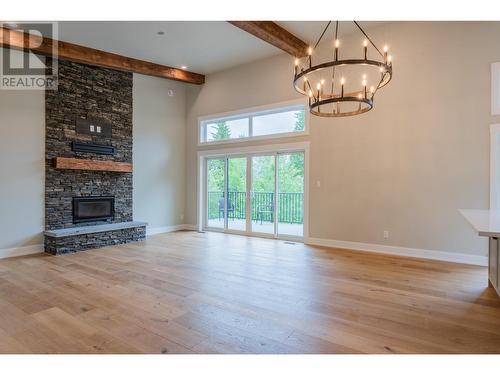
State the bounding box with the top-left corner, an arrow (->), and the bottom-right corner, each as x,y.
73,196 -> 115,223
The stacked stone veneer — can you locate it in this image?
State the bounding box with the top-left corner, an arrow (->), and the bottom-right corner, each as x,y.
44,227 -> 146,255
44,60 -> 144,254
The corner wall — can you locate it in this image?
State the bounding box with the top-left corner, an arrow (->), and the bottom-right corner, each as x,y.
0,86 -> 45,253
133,74 -> 187,233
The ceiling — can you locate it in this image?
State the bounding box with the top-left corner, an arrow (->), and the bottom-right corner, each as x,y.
57,21 -> 281,75
277,21 -> 386,45
55,21 -> 387,75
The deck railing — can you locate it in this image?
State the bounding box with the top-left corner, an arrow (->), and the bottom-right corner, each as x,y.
207,191 -> 303,224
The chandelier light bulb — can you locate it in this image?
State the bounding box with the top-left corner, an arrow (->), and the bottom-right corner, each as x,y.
340,77 -> 345,85
317,83 -> 321,90
294,58 -> 300,75
308,46 -> 313,56
362,79 -> 367,86
387,55 -> 392,63
383,45 -> 389,64
358,93 -> 362,99
335,39 -> 340,48
308,90 -> 313,97
320,79 -> 325,85
303,76 -> 307,82
363,39 -> 368,59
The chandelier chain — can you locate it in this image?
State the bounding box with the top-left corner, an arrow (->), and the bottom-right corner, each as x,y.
330,21 -> 338,94
353,21 -> 384,58
306,79 -> 315,100
313,21 -> 331,49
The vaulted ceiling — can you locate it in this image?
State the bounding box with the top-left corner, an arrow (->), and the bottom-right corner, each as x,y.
1,21 -> 388,84
56,21 -> 386,75
57,21 -> 280,75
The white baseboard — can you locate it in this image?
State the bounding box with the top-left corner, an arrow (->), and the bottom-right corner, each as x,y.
146,224 -> 196,236
0,226 -> 198,259
0,244 -> 44,260
2,232 -> 484,266
306,237 -> 488,266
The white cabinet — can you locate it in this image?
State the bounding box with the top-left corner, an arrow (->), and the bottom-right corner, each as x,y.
489,237 -> 499,293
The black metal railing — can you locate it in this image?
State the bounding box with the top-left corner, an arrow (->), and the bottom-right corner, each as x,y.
207,191 -> 303,224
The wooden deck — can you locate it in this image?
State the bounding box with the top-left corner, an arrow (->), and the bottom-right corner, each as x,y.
0,230 -> 499,354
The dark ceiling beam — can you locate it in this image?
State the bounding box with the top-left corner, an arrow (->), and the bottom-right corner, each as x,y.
228,21 -> 308,58
0,27 -> 205,85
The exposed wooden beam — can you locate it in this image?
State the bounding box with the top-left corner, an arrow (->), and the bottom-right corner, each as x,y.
0,27 -> 205,85
228,21 -> 308,58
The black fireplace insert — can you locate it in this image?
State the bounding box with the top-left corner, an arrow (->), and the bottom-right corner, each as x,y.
73,196 -> 115,223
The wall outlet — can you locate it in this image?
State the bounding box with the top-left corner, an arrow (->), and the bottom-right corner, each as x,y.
383,230 -> 389,239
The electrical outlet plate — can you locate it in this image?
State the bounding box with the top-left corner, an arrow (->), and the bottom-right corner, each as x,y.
76,118 -> 112,138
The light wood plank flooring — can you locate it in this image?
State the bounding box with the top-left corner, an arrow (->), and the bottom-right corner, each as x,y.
0,230 -> 499,354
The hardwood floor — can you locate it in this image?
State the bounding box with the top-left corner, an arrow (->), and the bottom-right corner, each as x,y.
0,230 -> 499,354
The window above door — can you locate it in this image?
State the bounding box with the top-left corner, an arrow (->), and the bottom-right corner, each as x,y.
198,100 -> 309,145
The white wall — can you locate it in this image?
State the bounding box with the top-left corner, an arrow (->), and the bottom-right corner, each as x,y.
0,89 -> 45,252
185,22 -> 500,257
2,22 -> 499,261
133,74 -> 187,233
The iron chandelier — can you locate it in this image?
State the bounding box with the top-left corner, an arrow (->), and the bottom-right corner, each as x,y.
293,21 -> 393,117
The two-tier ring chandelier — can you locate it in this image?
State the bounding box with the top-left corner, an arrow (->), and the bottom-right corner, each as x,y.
293,21 -> 393,117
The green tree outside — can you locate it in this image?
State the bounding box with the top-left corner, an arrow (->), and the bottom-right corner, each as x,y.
206,111 -> 305,222
294,110 -> 305,131
211,121 -> 231,141
207,111 -> 305,194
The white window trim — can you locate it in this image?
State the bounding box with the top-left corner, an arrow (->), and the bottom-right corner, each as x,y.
197,141 -> 310,241
490,124 -> 500,210
492,63 -> 500,116
197,98 -> 309,146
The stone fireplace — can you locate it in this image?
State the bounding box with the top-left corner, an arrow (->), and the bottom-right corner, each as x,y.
44,60 -> 146,255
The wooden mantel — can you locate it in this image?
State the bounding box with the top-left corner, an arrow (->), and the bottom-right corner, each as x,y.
53,157 -> 132,173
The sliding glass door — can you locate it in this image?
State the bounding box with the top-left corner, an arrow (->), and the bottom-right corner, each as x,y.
277,152 -> 304,237
205,151 -> 304,239
206,158 -> 225,229
251,155 -> 275,235
227,157 -> 247,231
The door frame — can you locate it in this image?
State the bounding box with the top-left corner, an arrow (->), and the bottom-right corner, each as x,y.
197,141 -> 310,241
